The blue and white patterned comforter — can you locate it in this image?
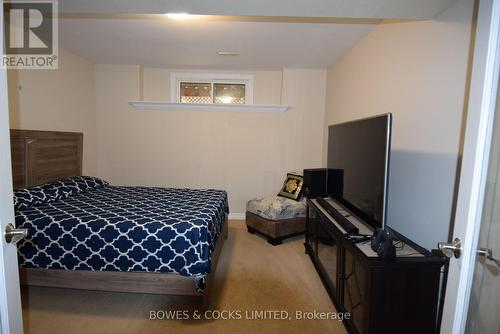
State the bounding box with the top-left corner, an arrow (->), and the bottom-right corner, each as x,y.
14,177 -> 228,292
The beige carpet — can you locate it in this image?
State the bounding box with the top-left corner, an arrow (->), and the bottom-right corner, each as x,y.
21,221 -> 347,334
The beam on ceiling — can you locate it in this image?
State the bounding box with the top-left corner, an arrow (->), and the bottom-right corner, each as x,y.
58,0 -> 458,20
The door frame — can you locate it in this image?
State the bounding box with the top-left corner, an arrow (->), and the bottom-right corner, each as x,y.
440,0 -> 500,333
0,2 -> 24,333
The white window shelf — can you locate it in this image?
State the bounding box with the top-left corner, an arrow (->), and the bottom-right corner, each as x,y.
128,101 -> 289,113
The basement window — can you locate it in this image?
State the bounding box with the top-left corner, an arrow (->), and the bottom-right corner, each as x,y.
171,73 -> 254,104
180,82 -> 212,104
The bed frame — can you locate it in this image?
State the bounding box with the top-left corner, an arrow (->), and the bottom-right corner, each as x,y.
10,129 -> 227,308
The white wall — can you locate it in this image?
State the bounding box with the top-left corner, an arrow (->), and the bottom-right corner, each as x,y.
322,0 -> 474,249
95,66 -> 326,214
7,48 -> 98,175
6,51 -> 327,216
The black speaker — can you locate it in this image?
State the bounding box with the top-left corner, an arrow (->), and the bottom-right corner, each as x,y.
303,168 -> 327,198
371,228 -> 396,261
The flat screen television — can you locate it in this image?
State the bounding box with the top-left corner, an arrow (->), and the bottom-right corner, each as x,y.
327,113 -> 392,230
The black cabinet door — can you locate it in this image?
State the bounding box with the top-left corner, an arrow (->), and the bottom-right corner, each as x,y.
305,205 -> 316,253
315,214 -> 342,299
343,245 -> 369,334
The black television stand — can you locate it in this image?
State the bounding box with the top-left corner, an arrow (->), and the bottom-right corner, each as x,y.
305,198 -> 445,334
316,197 -> 359,234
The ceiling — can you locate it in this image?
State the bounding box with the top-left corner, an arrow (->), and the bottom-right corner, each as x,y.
58,0 -> 459,69
59,17 -> 376,69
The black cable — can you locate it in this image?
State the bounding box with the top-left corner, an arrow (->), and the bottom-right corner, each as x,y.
393,240 -> 406,249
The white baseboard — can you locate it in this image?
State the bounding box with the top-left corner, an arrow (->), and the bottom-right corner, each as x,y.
228,213 -> 246,220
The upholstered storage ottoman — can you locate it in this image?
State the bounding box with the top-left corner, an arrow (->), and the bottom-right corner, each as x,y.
245,196 -> 306,245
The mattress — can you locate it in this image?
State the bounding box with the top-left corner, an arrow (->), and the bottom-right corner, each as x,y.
14,176 -> 228,292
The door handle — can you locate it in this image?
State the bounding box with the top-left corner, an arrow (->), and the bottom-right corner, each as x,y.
477,248 -> 500,267
438,238 -> 462,259
4,223 -> 28,245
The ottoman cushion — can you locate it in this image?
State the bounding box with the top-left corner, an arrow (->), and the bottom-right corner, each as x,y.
246,196 -> 306,221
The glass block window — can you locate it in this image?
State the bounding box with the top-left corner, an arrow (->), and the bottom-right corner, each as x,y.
171,73 -> 253,105
180,82 -> 212,104
214,83 -> 245,104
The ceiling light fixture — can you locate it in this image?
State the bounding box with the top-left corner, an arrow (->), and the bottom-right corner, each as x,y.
217,51 -> 240,56
164,13 -> 191,20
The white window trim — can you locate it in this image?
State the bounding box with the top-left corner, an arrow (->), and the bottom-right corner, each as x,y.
170,72 -> 254,104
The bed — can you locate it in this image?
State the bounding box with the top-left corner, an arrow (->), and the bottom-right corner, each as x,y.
10,129 -> 228,307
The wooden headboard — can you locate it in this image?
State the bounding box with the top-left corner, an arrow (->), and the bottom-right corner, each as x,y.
10,130 -> 83,189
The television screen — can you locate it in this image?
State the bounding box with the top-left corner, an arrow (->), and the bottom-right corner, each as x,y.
327,114 -> 392,229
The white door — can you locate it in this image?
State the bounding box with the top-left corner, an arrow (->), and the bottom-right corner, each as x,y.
464,83 -> 500,332
0,3 -> 24,333
440,0 -> 500,333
